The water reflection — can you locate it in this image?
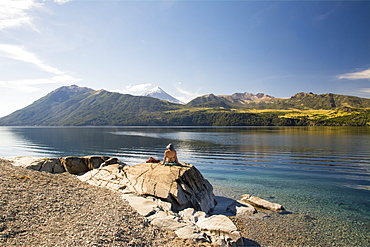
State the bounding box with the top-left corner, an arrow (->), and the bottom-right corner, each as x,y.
0,126 -> 369,221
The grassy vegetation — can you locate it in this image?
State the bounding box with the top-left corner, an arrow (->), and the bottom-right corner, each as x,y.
161,107 -> 370,126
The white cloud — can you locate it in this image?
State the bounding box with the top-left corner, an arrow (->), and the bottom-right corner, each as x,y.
0,0 -> 42,30
337,68 -> 370,80
0,75 -> 81,92
0,43 -> 63,75
0,0 -> 72,31
113,83 -> 152,95
54,0 -> 73,5
359,88 -> 370,94
0,43 -> 81,91
175,85 -> 202,103
314,8 -> 336,22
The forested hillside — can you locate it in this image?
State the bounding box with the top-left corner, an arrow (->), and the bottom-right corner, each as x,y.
0,85 -> 369,126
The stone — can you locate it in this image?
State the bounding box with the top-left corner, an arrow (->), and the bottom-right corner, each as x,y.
226,200 -> 257,217
196,215 -> 237,233
147,211 -> 170,220
6,156 -> 42,168
100,157 -> 122,167
84,156 -> 112,170
178,208 -> 206,224
78,164 -> 127,192
122,163 -> 216,213
25,159 -> 44,171
175,226 -> 208,242
241,194 -> 285,211
196,215 -> 243,246
121,194 -> 159,217
61,157 -> 90,174
61,156 -> 115,175
78,163 -> 215,215
41,158 -> 65,173
25,158 -> 66,173
150,216 -> 187,231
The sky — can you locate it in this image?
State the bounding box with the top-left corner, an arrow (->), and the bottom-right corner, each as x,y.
0,0 -> 369,117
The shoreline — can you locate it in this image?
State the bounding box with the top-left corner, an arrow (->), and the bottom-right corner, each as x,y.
1,158 -> 369,246
0,159 -> 192,246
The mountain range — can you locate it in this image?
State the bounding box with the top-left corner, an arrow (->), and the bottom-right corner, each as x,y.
0,85 -> 369,126
187,91 -> 370,110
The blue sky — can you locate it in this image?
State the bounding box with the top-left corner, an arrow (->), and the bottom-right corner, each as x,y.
0,0 -> 369,117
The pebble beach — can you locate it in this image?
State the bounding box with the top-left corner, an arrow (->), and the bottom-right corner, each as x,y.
1,158 -> 369,246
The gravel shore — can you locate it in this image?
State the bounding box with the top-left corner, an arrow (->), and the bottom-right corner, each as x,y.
0,159 -> 192,247
1,158 -> 369,247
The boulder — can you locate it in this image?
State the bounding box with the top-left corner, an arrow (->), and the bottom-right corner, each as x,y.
150,216 -> 187,231
241,194 -> 285,211
174,225 -> 208,242
61,156 -> 113,174
41,158 -> 65,173
122,163 -> 216,213
27,158 -> 66,173
226,200 -> 257,217
196,215 -> 243,246
78,163 -> 216,214
179,208 -> 207,225
121,194 -> 161,217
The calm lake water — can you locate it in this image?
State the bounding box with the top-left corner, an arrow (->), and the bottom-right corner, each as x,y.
1,126 -> 369,244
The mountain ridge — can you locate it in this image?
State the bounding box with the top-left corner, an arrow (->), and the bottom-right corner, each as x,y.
187,91 -> 370,110
0,85 -> 369,126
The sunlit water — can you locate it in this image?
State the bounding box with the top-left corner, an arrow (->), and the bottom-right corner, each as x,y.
1,126 -> 369,244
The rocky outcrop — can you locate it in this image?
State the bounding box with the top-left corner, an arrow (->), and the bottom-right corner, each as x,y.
23,156 -> 122,174
123,163 -> 216,213
78,162 -> 243,246
79,162 -> 216,214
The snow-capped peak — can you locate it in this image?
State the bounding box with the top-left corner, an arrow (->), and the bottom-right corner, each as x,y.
143,86 -> 163,95
142,86 -> 184,104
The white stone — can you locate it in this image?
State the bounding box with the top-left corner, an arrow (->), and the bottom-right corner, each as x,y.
179,208 -> 206,224
196,215 -> 237,232
121,194 -> 159,217
150,216 -> 187,231
241,194 -> 284,211
226,200 -> 257,217
175,226 -> 208,242
5,156 -> 43,167
147,211 -> 170,220
196,215 -> 243,245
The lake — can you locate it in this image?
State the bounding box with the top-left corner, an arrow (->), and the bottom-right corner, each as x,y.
1,126 -> 369,245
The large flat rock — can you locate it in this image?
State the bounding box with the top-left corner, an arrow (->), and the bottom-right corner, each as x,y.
123,163 -> 216,214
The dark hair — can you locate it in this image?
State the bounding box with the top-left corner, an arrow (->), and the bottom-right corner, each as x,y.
166,143 -> 174,150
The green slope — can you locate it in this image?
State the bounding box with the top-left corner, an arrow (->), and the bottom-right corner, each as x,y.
0,86 -> 181,126
0,85 -> 369,126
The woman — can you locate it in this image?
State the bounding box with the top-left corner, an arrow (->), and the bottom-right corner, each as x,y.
163,143 -> 179,165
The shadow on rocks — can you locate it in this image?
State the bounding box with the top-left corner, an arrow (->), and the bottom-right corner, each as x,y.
242,238 -> 261,246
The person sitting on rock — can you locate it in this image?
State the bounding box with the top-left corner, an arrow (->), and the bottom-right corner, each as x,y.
163,143 -> 179,165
